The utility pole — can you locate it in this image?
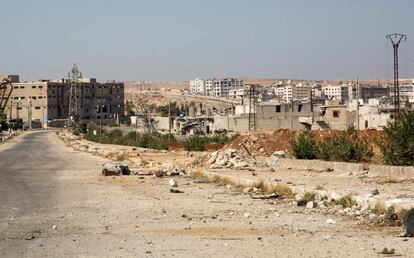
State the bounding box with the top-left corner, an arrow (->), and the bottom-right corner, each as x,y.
168,100 -> 171,140
99,85 -> 103,143
28,100 -> 32,130
386,33 -> 407,117
248,84 -> 256,131
9,100 -> 13,122
356,77 -> 360,130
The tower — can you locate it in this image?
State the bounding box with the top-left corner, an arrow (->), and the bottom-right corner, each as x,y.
68,63 -> 82,127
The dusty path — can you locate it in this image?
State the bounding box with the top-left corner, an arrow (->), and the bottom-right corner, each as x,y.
0,131 -> 412,257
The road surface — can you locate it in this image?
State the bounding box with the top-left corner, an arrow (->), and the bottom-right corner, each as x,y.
0,131 -> 412,257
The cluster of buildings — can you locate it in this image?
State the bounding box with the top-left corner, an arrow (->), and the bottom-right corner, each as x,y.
1,74 -> 125,128
157,78 -> 414,134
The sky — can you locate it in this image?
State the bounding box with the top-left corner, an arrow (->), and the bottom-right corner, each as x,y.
1,0 -> 414,82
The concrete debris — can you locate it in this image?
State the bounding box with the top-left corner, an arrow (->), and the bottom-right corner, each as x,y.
206,149 -> 255,170
169,179 -> 178,187
244,212 -> 251,218
326,219 -> 337,224
102,162 -> 131,176
306,201 -> 316,209
371,189 -> 380,196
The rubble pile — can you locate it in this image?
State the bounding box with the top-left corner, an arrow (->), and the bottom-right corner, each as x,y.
225,130 -> 297,157
206,148 -> 256,170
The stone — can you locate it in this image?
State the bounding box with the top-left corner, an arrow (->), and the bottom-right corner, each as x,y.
306,201 -> 315,209
371,189 -> 380,196
326,219 -> 336,224
244,212 -> 251,218
169,179 -> 178,187
330,192 -> 342,201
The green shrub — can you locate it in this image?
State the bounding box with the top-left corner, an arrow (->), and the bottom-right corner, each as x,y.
378,110 -> 414,166
290,131 -> 317,159
183,136 -> 208,151
317,133 -> 372,162
334,195 -> 355,208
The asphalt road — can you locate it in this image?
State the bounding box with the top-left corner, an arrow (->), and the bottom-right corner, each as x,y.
0,131 -> 412,257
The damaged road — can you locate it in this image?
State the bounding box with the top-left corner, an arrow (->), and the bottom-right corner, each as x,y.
0,131 -> 413,257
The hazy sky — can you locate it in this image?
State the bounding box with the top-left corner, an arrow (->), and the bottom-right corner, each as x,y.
1,0 -> 413,82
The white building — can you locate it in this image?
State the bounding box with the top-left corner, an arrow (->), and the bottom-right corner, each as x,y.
190,78 -> 206,95
322,85 -> 348,102
211,78 -> 244,97
190,78 -> 243,96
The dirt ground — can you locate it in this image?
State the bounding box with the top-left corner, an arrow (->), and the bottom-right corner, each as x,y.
31,130 -> 413,257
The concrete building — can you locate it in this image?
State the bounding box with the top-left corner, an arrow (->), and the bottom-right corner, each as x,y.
273,82 -> 310,102
322,85 -> 348,102
189,78 -> 206,95
189,78 -> 243,97
6,76 -> 124,127
210,78 -> 244,97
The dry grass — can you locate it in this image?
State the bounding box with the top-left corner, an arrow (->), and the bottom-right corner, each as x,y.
314,185 -> 325,190
190,171 -> 293,197
379,177 -> 400,184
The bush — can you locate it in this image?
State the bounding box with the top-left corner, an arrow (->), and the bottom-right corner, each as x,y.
289,128 -> 373,163
290,131 -> 317,159
183,136 -> 208,151
317,132 -> 373,163
378,110 -> 414,166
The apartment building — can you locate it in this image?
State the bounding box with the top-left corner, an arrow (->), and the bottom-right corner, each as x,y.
322,85 -> 348,102
189,78 -> 244,96
273,82 -> 310,102
189,78 -> 206,95
5,76 -> 124,127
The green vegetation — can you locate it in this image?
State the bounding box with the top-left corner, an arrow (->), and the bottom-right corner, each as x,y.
333,195 -> 355,208
290,131 -> 317,159
84,123 -> 238,151
85,123 -> 174,150
183,134 -> 237,151
378,110 -> 414,166
290,128 -> 373,163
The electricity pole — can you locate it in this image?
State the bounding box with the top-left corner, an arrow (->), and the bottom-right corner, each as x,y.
356,77 -> 360,130
386,33 -> 407,117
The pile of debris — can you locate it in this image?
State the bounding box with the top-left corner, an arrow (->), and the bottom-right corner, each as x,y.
206,148 -> 256,170
225,129 -> 296,157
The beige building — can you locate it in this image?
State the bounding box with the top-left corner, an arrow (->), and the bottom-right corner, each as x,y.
5,76 -> 124,127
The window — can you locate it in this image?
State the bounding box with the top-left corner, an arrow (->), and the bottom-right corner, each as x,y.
35,107 -> 41,110
32,86 -> 36,89
38,86 -> 43,89
276,105 -> 281,113
333,110 -> 340,118
298,104 -> 302,112
20,86 -> 24,89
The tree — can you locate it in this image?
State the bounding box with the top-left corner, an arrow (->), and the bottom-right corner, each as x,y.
378,110 -> 414,166
132,95 -> 156,133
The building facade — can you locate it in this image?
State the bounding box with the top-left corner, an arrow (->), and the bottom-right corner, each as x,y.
6,77 -> 124,127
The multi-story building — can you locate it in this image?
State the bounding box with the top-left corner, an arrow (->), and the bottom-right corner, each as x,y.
190,78 -> 244,96
5,76 -> 124,127
272,82 -> 310,102
189,78 -> 206,95
322,85 -> 348,102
